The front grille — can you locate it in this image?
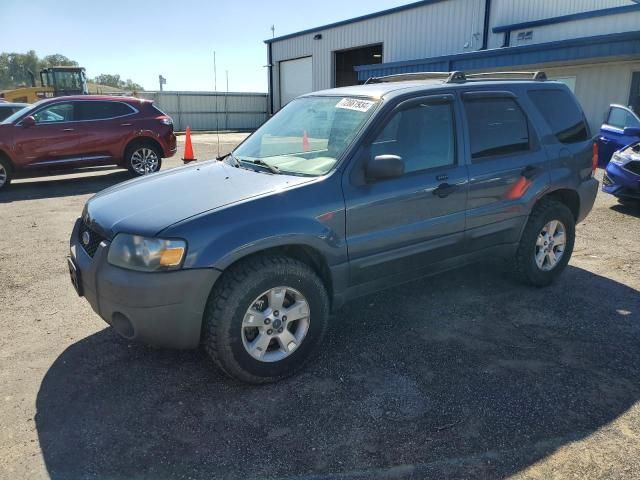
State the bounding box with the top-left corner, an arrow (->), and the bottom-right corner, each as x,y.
78,222 -> 105,258
624,161 -> 640,176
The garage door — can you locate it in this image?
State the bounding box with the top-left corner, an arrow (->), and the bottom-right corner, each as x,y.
280,56 -> 312,108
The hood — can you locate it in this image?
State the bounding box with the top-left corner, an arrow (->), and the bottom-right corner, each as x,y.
84,160 -> 314,239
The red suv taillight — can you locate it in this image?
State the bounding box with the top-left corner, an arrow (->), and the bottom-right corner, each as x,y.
592,142 -> 599,174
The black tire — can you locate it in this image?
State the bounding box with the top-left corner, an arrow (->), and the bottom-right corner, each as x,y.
125,141 -> 162,177
202,254 -> 330,384
0,156 -> 12,190
514,199 -> 575,287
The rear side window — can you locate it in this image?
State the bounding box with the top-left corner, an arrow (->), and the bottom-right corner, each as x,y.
528,89 -> 589,143
76,101 -> 134,121
607,107 -> 640,129
0,108 -> 13,121
463,97 -> 530,161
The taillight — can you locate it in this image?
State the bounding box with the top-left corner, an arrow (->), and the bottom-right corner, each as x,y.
592,142 -> 598,173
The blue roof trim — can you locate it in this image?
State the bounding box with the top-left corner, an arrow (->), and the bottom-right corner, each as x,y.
493,4 -> 640,33
355,31 -> 640,81
264,0 -> 449,44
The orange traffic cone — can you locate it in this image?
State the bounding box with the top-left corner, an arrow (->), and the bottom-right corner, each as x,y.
302,130 -> 310,152
182,126 -> 197,164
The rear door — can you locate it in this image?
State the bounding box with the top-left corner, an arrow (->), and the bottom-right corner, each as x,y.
461,90 -> 550,252
342,94 -> 468,286
74,100 -> 137,164
598,106 -> 640,165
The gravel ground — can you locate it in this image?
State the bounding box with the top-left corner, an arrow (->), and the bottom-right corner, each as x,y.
1,133 -> 639,480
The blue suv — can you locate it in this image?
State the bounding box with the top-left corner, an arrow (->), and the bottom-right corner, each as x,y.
68,71 -> 599,383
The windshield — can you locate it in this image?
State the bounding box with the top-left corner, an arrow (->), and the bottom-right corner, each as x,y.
233,96 -> 379,176
1,104 -> 36,124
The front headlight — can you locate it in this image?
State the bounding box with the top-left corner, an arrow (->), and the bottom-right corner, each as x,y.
107,234 -> 186,272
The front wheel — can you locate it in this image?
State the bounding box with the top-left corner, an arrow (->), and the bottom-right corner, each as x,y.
514,199 -> 576,287
202,255 -> 330,384
0,156 -> 12,190
126,143 -> 162,176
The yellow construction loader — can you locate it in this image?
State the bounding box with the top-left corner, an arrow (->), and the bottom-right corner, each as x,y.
0,66 -> 88,103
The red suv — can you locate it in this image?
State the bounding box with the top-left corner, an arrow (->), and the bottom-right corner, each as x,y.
0,95 -> 177,190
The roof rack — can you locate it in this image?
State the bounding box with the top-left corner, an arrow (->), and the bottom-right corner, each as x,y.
364,71 -> 466,84
464,71 -> 547,81
364,70 -> 547,85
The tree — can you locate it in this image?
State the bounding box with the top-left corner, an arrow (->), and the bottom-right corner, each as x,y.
0,51 -> 143,91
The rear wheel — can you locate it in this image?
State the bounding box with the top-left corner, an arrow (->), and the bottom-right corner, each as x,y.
202,255 -> 330,384
514,199 -> 575,286
0,156 -> 12,190
126,142 -> 162,176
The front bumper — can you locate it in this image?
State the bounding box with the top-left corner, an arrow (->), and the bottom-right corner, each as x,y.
69,219 -> 220,349
602,163 -> 640,200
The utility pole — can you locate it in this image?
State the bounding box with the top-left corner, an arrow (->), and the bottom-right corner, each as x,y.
271,25 -> 275,38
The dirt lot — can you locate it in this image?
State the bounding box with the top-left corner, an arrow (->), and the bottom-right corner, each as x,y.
1,133 -> 639,479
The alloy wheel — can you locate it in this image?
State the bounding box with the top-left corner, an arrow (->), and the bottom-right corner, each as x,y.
535,220 -> 566,271
130,148 -> 159,175
0,164 -> 7,188
241,286 -> 311,363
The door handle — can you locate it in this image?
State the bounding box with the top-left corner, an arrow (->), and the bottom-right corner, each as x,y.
62,128 -> 75,132
120,123 -> 132,126
521,165 -> 541,180
433,182 -> 459,198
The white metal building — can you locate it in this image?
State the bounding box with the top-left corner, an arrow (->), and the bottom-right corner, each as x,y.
265,0 -> 640,131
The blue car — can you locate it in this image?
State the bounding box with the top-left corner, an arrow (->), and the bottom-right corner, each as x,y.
603,141 -> 640,203
597,104 -> 640,167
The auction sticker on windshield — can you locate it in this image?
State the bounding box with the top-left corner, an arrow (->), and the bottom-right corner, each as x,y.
336,98 -> 375,112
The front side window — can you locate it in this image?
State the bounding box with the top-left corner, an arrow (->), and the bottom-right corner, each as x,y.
528,89 -> 589,144
464,97 -> 530,161
370,101 -> 455,174
233,96 -> 378,176
607,107 -> 640,129
32,103 -> 74,123
76,101 -> 134,121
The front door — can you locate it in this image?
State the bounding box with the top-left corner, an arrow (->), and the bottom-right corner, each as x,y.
342,94 -> 468,286
14,102 -> 86,168
598,105 -> 640,165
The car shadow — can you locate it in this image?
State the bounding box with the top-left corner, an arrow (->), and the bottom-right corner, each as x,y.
35,265 -> 640,479
610,202 -> 640,219
0,169 -> 131,203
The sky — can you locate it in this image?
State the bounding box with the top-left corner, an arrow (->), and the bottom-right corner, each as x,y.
0,0 -> 411,93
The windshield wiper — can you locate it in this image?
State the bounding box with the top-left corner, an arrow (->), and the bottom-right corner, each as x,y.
243,159 -> 281,174
218,152 -> 241,168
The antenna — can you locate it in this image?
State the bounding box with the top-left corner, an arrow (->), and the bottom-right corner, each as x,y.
214,51 -> 220,159
225,70 -> 229,130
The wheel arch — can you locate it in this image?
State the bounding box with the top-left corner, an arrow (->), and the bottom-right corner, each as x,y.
539,188 -> 580,221
123,136 -> 164,161
0,148 -> 15,170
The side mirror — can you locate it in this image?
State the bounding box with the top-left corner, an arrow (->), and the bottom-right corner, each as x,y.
366,154 -> 404,181
21,115 -> 36,128
623,126 -> 640,137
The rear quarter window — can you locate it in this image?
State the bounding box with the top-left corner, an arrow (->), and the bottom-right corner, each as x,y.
528,89 -> 589,144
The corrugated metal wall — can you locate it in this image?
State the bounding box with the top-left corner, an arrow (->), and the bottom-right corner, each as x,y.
488,0 -> 637,48
138,91 -> 267,131
270,0 -> 485,109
